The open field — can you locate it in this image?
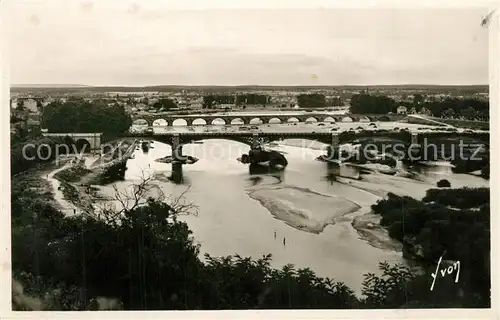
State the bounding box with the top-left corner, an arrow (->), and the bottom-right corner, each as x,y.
429,117 -> 489,130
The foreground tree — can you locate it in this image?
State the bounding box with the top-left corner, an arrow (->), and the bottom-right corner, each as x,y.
42,101 -> 132,136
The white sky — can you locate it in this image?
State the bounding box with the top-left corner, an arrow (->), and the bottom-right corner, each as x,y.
4,1 -> 490,86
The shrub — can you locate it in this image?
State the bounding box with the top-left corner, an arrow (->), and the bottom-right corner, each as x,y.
436,179 -> 451,188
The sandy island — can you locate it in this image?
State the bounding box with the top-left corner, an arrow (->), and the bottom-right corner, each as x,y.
247,185 -> 361,234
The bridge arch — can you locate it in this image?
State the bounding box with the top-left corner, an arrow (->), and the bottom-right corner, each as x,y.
192,118 -> 207,126
172,119 -> 188,126
132,119 -> 149,126
249,118 -> 263,125
152,119 -> 168,127
305,117 -> 318,123
323,117 -> 336,123
268,117 -> 282,124
75,138 -> 91,153
359,116 -> 371,123
341,116 -> 354,123
377,116 -> 391,122
286,117 -> 300,123
211,118 -> 226,125
230,118 -> 245,125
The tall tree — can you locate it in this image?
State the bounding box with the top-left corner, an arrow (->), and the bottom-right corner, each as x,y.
153,98 -> 177,111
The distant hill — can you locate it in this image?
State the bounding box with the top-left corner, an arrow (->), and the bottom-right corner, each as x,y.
10,84 -> 488,93
12,84 -> 90,88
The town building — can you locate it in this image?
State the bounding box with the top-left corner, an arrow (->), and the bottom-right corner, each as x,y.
397,106 -> 408,115
418,107 -> 432,116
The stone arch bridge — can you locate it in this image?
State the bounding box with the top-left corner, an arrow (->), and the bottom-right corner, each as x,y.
41,130 -> 489,157
129,130 -> 488,146
129,131 -> 418,147
42,132 -> 102,152
132,113 -> 406,126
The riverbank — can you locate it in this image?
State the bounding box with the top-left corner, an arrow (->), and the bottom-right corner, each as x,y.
44,139 -> 138,215
13,159 -> 74,213
350,210 -> 403,252
334,166 -> 489,254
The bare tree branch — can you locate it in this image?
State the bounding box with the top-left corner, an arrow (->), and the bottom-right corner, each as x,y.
167,184 -> 199,217
87,169 -> 197,224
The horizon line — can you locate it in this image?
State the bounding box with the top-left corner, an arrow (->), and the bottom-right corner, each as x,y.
11,83 -> 490,88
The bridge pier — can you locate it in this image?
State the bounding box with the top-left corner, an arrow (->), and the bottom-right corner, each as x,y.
326,133 -> 340,160
172,134 -> 184,160
170,162 -> 184,184
171,134 -> 184,183
411,132 -> 419,146
407,132 -> 422,161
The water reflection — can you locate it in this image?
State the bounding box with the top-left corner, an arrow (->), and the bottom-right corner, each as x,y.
247,163 -> 285,184
169,162 -> 184,184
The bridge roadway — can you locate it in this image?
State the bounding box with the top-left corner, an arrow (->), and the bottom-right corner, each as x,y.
128,129 -> 489,149
41,129 -> 489,154
132,112 -> 406,126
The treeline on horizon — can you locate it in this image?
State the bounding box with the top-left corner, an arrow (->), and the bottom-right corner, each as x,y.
350,94 -> 489,120
41,99 -> 132,136
11,84 -> 488,94
202,94 -> 270,107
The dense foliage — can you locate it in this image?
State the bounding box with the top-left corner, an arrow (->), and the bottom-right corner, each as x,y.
236,94 -> 269,105
202,94 -> 269,108
11,131 -> 88,175
350,94 -> 488,120
11,134 -> 64,175
350,94 -> 398,114
297,94 -> 326,108
423,187 -> 489,209
418,99 -> 489,120
42,100 -> 132,135
203,95 -> 235,108
326,97 -> 344,106
451,155 -> 489,176
371,190 -> 490,307
152,98 -> 178,111
436,179 -> 451,188
11,187 -> 360,310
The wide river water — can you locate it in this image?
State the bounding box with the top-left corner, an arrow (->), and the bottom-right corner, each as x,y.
81,122 -> 489,296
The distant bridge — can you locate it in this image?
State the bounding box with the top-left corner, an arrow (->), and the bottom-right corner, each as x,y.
42,132 -> 102,151
131,113 -> 407,127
